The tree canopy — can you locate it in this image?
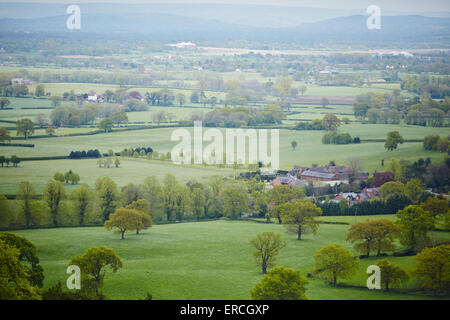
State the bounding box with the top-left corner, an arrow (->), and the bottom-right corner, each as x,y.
250,266 -> 308,300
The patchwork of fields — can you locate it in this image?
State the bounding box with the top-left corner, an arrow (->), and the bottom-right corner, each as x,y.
1,55 -> 449,302
1,120 -> 448,194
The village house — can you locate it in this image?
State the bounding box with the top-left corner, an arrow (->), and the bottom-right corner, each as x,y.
11,78 -> 34,85
87,93 -> 104,103
271,174 -> 308,188
333,187 -> 380,206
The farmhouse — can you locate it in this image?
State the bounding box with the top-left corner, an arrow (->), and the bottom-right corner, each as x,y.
290,165 -> 368,182
333,187 -> 380,205
272,174 -> 308,188
11,78 -> 34,85
301,170 -> 338,181
87,94 -> 104,103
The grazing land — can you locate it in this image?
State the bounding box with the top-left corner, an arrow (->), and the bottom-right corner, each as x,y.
12,220 -> 448,300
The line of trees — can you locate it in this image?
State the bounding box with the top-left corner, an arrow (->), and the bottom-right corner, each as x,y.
0,155 -> 20,167
353,91 -> 449,127
0,174 -> 268,229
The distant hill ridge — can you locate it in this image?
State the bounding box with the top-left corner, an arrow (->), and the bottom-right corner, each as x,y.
0,5 -> 448,44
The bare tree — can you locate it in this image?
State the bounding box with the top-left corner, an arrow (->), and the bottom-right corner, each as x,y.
347,157 -> 363,184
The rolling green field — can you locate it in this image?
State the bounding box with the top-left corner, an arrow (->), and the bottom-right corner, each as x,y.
0,158 -> 235,194
28,83 -> 121,96
1,124 -> 448,194
11,220 -> 448,300
294,85 -> 396,97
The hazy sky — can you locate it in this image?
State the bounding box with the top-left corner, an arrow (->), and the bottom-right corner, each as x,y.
1,0 -> 449,13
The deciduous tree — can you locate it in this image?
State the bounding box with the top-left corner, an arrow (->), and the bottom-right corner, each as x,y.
191,188 -> 205,221
321,113 -> 340,131
69,246 -> 122,297
385,131 -> 404,151
250,232 -> 286,274
279,199 -> 321,240
42,180 -> 66,226
250,266 -> 308,300
71,185 -> 93,225
314,244 -> 359,286
376,259 -> 409,291
0,232 -> 44,288
379,181 -> 405,199
104,208 -> 142,239
0,239 -> 41,300
222,187 -> 248,219
0,127 -> 11,143
16,181 -> 35,227
414,244 -> 450,296
269,185 -> 303,224
405,178 -> 423,204
396,205 -> 433,253
95,177 -> 120,222
16,118 -> 34,139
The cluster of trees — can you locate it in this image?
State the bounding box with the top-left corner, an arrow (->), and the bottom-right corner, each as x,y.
384,157 -> 450,192
318,193 -> 412,216
0,127 -> 11,142
151,110 -> 176,124
0,174 -> 320,230
121,147 -> 153,156
378,182 -> 449,230
0,175 -> 245,228
353,91 -> 449,127
295,113 -> 348,132
53,170 -> 80,185
294,119 -> 325,130
401,75 -> 450,99
322,131 -> 353,145
104,202 -> 153,239
248,232 -> 308,300
69,149 -> 102,159
193,105 -> 284,128
0,84 -> 29,98
123,98 -> 148,112
118,147 -> 170,161
0,155 -> 21,167
144,89 -> 176,106
346,219 -> 400,257
49,104 -> 121,127
97,157 -> 120,168
405,101 -> 449,127
423,134 -> 450,153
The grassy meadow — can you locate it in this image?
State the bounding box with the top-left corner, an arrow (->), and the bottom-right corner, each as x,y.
0,158 -> 235,194
1,123 -> 448,194
11,219 -> 448,300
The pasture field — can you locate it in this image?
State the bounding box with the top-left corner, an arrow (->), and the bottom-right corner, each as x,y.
7,127 -> 96,137
11,220 -> 447,300
291,85 -> 397,97
3,124 -> 449,159
3,97 -> 61,109
0,158 -> 235,194
0,124 -> 448,194
0,108 -> 53,122
28,83 -> 121,96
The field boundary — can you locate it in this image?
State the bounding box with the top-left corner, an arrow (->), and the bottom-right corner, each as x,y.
0,142 -> 34,147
